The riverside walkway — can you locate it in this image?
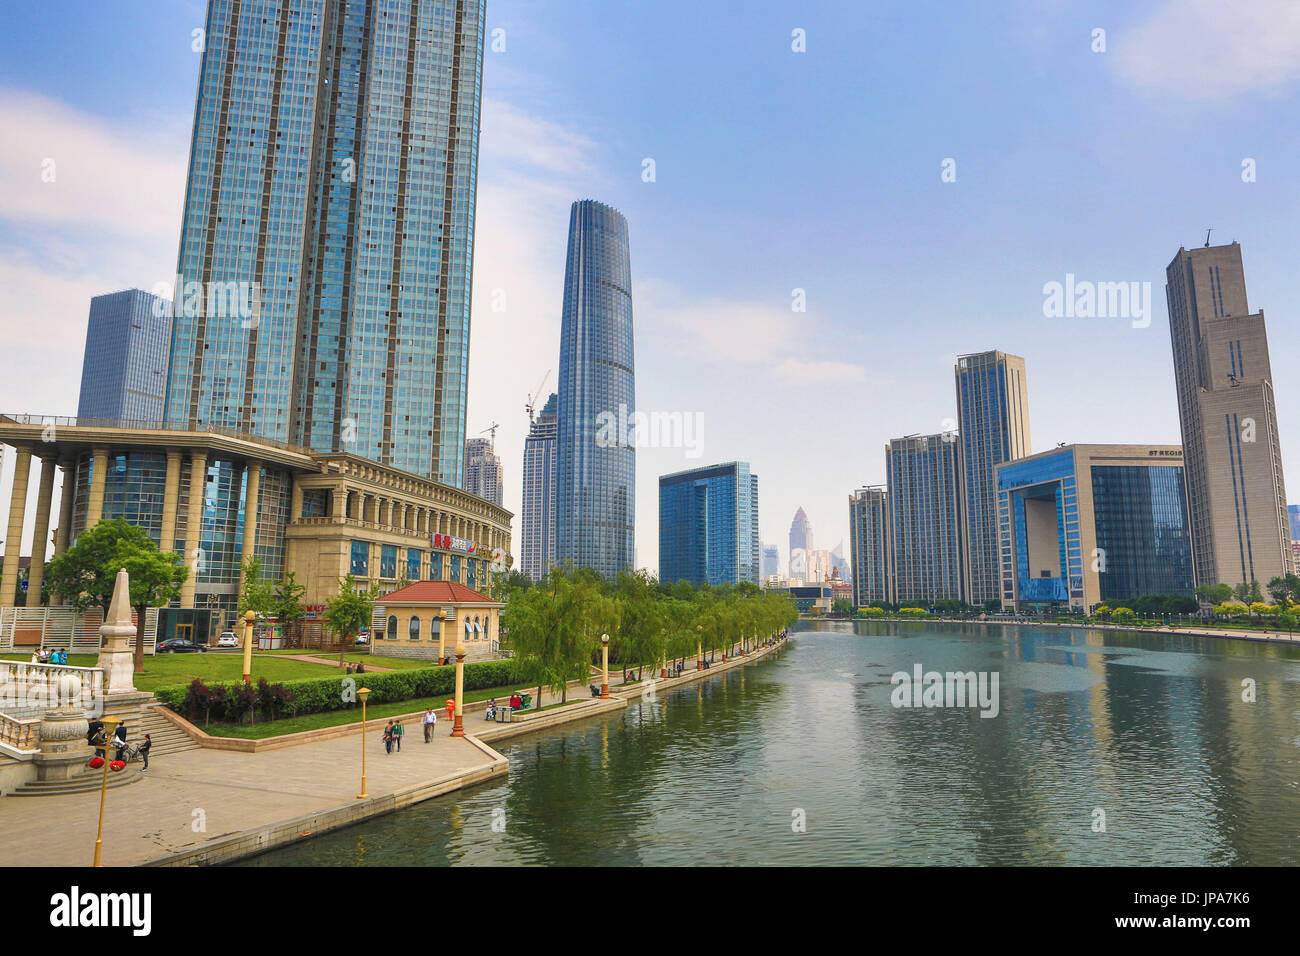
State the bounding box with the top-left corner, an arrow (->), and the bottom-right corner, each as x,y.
0,636 -> 788,866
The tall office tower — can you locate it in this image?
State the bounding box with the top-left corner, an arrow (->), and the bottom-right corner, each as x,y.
885,433 -> 965,603
520,393 -> 558,581
1165,242 -> 1292,587
954,350 -> 1031,606
463,437 -> 503,507
659,462 -> 760,586
1289,504 -> 1300,569
996,445 -> 1193,612
555,200 -> 635,578
788,506 -> 813,579
77,289 -> 173,422
849,486 -> 891,607
761,544 -> 779,581
164,0 -> 486,484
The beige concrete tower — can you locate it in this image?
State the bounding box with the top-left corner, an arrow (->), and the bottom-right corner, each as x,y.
1166,242 -> 1291,589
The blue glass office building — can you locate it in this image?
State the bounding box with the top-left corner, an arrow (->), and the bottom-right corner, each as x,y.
165,0 -> 485,485
77,289 -> 173,422
659,462 -> 760,587
996,445 -> 1193,612
555,200 -> 635,577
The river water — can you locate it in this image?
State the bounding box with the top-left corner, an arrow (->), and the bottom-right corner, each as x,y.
236,621 -> 1300,866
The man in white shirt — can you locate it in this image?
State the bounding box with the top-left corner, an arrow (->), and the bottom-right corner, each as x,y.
423,707 -> 437,743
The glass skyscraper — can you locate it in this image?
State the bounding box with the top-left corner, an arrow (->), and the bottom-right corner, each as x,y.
885,433 -> 965,603
76,289 -> 173,422
954,350 -> 1031,606
659,462 -> 760,587
165,0 -> 485,484
463,437 -> 502,507
555,200 -> 635,578
848,485 -> 891,607
520,393 -> 558,581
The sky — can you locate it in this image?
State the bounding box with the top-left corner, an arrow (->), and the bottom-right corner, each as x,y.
2,0 -> 1300,577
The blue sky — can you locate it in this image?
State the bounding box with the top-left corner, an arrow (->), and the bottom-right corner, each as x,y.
2,0 -> 1299,573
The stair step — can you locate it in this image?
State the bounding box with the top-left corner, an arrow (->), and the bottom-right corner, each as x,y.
10,770 -> 142,796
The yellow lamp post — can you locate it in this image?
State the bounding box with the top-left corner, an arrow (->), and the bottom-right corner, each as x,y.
660,628 -> 668,680
241,609 -> 256,684
357,687 -> 371,799
696,625 -> 703,671
437,612 -> 446,665
451,645 -> 466,736
600,633 -> 610,698
92,715 -> 121,867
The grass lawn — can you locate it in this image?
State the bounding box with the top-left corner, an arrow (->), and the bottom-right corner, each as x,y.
0,651 -> 353,692
196,681 -> 524,739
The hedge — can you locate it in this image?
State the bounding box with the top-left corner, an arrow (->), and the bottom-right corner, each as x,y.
156,659 -> 516,724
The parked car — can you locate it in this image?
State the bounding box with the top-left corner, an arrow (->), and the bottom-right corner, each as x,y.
216,632 -> 240,648
353,632 -> 369,646
156,637 -> 205,654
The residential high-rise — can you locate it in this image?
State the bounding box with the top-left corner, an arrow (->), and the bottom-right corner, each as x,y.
555,200 -> 635,578
788,506 -> 813,580
659,462 -> 760,586
1290,504 -> 1300,569
885,433 -> 965,603
955,350 -> 1031,606
76,290 -> 173,422
761,544 -> 779,581
463,437 -> 503,507
1165,242 -> 1292,587
848,485 -> 891,607
520,393 -> 558,582
164,0 -> 486,484
996,444 -> 1193,612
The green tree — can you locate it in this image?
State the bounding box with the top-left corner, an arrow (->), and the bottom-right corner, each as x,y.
1195,583 -> 1234,606
237,556 -> 275,618
323,574 -> 379,667
274,571 -> 307,636
45,519 -> 187,672
831,597 -> 855,617
1234,580 -> 1264,604
503,567 -> 601,708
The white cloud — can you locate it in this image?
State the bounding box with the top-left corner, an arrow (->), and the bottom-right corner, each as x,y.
1112,0 -> 1300,99
773,358 -> 867,385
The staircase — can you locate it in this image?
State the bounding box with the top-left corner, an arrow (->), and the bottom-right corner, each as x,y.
135,706 -> 201,757
9,765 -> 142,797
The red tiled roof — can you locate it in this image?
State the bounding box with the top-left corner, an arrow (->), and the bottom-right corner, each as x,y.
379,581 -> 499,605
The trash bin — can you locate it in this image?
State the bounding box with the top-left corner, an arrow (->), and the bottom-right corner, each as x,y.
496,707 -> 511,723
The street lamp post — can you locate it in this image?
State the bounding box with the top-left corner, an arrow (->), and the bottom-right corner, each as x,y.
92,715 -> 121,867
241,609 -> 256,684
660,628 -> 668,680
451,645 -> 466,736
357,686 -> 371,799
437,613 -> 446,666
600,633 -> 610,699
696,625 -> 703,671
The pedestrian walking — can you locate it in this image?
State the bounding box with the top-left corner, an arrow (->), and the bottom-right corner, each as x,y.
112,722 -> 128,762
383,720 -> 394,755
139,733 -> 152,771
394,719 -> 404,751
423,708 -> 437,742
87,719 -> 105,759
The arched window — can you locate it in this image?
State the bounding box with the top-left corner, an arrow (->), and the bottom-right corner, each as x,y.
386,615 -> 397,640
409,615 -> 421,640
483,615 -> 491,641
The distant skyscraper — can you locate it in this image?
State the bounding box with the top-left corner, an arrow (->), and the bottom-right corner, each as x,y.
789,506 -> 813,580
164,0 -> 486,483
77,289 -> 172,422
659,462 -> 760,586
761,544 -> 779,581
520,393 -> 558,582
555,200 -> 635,578
955,350 -> 1031,605
885,433 -> 965,603
1165,242 -> 1291,586
849,486 -> 891,607
997,444 -> 1193,611
463,438 -> 503,507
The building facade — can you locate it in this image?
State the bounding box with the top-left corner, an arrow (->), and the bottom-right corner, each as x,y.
848,485 -> 891,607
77,290 -> 173,423
164,0 -> 486,485
520,393 -> 558,582
954,350 -> 1031,606
885,433 -> 965,604
555,200 -> 635,578
463,437 -> 503,507
658,461 -> 760,587
788,506 -> 813,581
1165,242 -> 1291,588
996,444 -> 1193,612
761,544 -> 779,581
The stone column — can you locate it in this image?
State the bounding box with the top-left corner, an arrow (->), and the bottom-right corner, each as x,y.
1,445 -> 32,608
355,492 -> 367,522
331,485 -> 347,522
237,460 -> 262,594
290,481 -> 303,522
179,451 -> 208,608
53,456 -> 75,558
159,448 -> 183,553
84,446 -> 109,528
25,456 -> 57,608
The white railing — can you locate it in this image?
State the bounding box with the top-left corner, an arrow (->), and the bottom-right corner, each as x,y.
0,713 -> 41,757
0,661 -> 106,718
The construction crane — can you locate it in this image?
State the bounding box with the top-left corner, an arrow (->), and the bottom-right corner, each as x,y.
525,369 -> 551,423
480,422 -> 499,448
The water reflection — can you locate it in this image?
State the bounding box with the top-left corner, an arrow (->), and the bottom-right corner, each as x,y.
237,622 -> 1300,866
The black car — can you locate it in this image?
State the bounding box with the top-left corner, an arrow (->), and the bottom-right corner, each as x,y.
156,638 -> 206,654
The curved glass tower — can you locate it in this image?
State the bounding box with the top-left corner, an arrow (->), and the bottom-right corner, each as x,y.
555,200 -> 635,577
